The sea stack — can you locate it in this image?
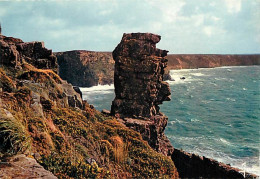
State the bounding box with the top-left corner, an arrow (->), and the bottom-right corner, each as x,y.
111,33 -> 171,118
111,33 -> 173,155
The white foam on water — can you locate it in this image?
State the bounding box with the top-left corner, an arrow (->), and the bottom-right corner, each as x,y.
187,146 -> 260,176
80,84 -> 114,92
167,133 -> 260,176
191,73 -> 205,76
226,98 -> 236,102
174,118 -> 189,124
190,118 -> 200,122
219,138 -> 232,146
168,70 -> 197,84
214,77 -> 228,81
216,66 -> 251,69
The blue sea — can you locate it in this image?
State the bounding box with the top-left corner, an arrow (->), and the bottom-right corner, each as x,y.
81,66 -> 260,175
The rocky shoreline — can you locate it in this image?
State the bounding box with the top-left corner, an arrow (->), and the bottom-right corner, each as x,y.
107,32 -> 258,178
0,33 -> 258,178
167,54 -> 260,69
56,51 -> 259,87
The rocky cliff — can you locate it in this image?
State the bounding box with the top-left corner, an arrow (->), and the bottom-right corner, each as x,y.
0,34 -> 178,178
110,33 -> 257,178
111,33 -> 170,118
55,50 -> 114,87
111,33 -> 173,156
167,54 -> 260,69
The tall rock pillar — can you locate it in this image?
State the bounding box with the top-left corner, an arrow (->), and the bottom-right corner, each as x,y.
111,33 -> 171,118
111,33 -> 173,155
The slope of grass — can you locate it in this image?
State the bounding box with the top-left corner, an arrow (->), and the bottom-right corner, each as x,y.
0,64 -> 178,178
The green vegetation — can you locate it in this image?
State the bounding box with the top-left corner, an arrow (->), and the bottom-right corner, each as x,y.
0,55 -> 178,178
0,112 -> 31,156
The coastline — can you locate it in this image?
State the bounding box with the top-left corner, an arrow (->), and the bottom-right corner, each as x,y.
80,65 -> 259,177
56,51 -> 260,87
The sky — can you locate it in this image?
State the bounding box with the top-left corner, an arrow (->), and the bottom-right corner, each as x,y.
0,0 -> 259,54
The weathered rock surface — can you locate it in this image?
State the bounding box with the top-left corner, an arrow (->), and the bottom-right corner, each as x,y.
0,154 -> 57,179
171,149 -> 258,179
110,33 -> 174,156
55,50 -> 114,87
0,35 -> 58,73
111,33 -> 170,118
0,34 -> 83,110
117,115 -> 174,156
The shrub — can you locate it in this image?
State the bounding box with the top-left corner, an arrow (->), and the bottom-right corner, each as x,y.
0,113 -> 31,155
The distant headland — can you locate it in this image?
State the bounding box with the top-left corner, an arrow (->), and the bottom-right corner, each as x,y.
55,51 -> 259,87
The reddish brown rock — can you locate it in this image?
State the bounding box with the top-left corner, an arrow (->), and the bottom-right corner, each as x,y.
0,35 -> 58,73
55,50 -> 114,87
0,35 -> 82,110
111,33 -> 170,118
167,54 -> 260,70
171,149 -> 258,179
118,115 -> 174,156
0,155 -> 57,179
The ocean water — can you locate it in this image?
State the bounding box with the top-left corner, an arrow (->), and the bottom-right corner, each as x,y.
81,66 -> 260,175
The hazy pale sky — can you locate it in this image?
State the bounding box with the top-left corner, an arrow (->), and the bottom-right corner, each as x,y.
0,0 -> 259,54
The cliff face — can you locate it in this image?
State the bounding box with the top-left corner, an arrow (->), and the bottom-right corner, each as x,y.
111,33 -> 170,118
110,33 -> 257,179
55,50 -> 114,87
167,54 -> 260,69
110,33 -> 173,156
0,34 -> 178,178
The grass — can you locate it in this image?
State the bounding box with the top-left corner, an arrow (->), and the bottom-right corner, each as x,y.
0,59 -> 179,178
0,111 -> 31,156
0,68 -> 16,92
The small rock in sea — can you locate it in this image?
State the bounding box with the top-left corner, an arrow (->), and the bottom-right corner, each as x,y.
170,79 -> 175,81
180,77 -> 185,80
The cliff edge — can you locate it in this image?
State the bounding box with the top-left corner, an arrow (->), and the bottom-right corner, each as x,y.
167,54 -> 260,69
55,50 -> 114,87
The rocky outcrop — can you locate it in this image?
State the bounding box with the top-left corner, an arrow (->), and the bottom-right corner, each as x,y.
110,33 -> 173,156
117,115 -> 174,156
167,54 -> 260,70
0,155 -> 57,179
110,33 -> 257,178
55,50 -> 114,87
171,149 -> 258,179
0,36 -> 58,73
111,33 -> 170,118
0,35 -> 83,110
